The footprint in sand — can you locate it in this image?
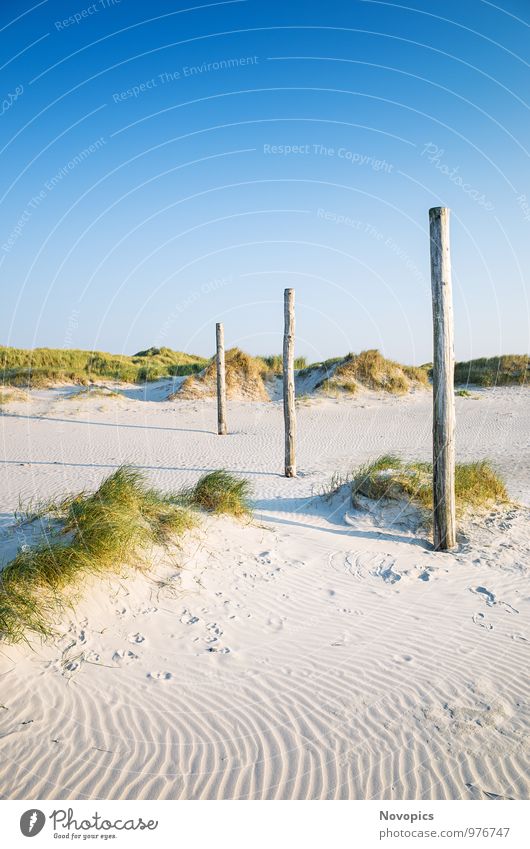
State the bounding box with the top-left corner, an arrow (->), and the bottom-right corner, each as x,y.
180,611 -> 200,626
128,633 -> 146,645
257,551 -> 273,564
472,586 -> 496,606
471,587 -> 519,614
473,612 -> 493,631
113,650 -> 138,665
147,672 -> 173,681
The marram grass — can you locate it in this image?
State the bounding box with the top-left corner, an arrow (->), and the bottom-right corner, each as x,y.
181,470 -> 252,517
0,467 -> 251,644
351,455 -> 509,519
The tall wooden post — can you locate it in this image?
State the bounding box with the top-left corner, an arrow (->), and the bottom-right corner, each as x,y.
216,322 -> 227,435
429,207 -> 456,550
283,288 -> 297,477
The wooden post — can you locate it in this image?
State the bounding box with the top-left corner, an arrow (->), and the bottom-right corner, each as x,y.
283,288 -> 297,477
429,207 -> 456,550
216,322 -> 227,435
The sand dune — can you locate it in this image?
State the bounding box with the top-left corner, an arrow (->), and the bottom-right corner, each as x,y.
0,387 -> 528,800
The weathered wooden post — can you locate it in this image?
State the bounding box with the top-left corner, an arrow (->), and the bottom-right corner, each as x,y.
429,207 -> 456,550
216,322 -> 227,435
283,288 -> 297,477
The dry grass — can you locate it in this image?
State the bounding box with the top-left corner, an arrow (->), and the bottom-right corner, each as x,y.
0,387 -> 30,406
0,467 -> 251,643
351,455 -> 509,520
319,350 -> 430,395
176,348 -> 271,401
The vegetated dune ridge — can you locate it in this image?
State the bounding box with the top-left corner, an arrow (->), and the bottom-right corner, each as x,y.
0,345 -> 207,387
0,345 -> 527,400
175,348 -> 271,401
0,384 -> 528,801
173,348 -> 430,401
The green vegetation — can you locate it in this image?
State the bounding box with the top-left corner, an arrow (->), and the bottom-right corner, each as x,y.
455,389 -> 473,398
260,354 -> 308,372
298,356 -> 343,378
181,470 -> 252,517
318,350 -> 430,395
1,467 -> 251,644
454,355 -> 528,387
3,346 -> 525,392
0,346 -> 207,388
351,455 -> 509,519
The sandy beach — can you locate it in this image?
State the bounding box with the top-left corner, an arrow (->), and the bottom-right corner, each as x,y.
0,386 -> 529,800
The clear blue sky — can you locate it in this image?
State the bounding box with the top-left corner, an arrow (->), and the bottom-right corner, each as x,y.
1,0 -> 529,364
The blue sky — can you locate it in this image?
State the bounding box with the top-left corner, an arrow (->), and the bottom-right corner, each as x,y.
0,0 -> 529,363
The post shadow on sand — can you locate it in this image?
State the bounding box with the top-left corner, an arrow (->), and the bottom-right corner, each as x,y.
0,459 -> 280,477
1,411 -> 215,436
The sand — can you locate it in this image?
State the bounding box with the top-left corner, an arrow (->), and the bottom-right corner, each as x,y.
0,385 -> 528,800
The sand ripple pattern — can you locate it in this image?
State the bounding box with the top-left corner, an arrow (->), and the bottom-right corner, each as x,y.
1,497 -> 528,801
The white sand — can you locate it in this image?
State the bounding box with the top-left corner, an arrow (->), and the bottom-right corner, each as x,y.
0,386 -> 529,800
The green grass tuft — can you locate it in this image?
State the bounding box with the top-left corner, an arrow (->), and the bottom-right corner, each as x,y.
351,456 -> 509,521
0,468 -> 198,643
1,467 -> 253,643
183,470 -> 252,517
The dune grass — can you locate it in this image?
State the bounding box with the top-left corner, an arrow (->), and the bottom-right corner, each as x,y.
177,348 -> 271,401
454,355 -> 528,387
0,467 -> 251,643
0,387 -> 29,406
0,346 -> 207,388
260,354 -> 308,372
351,455 -> 509,519
181,470 -> 252,517
318,350 -> 430,395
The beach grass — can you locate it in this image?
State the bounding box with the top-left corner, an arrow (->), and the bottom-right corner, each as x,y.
318,350 -> 430,395
351,455 -> 509,518
0,387 -> 30,406
177,348 -> 271,401
454,354 -> 528,387
181,470 -> 252,517
0,345 -> 207,388
0,467 -> 251,643
260,354 -> 308,372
